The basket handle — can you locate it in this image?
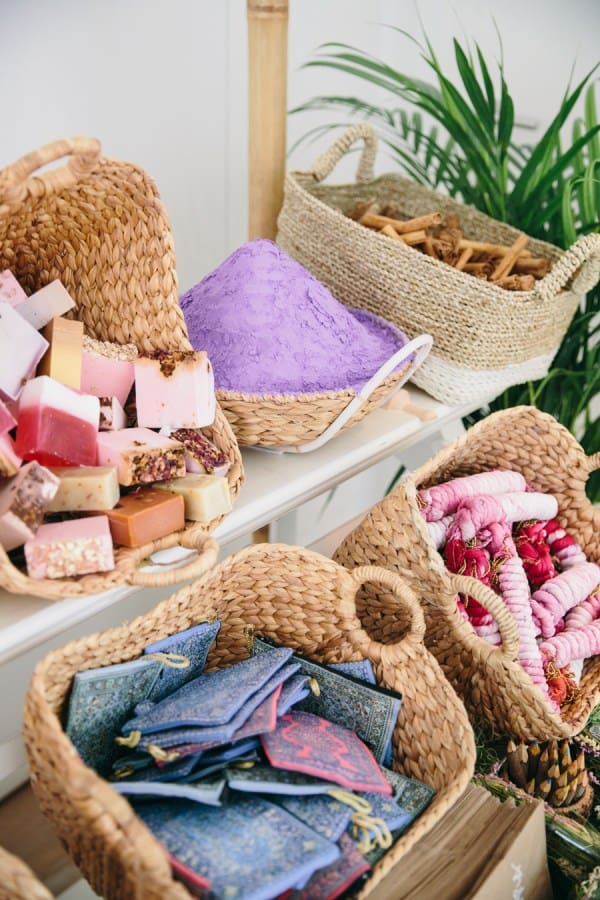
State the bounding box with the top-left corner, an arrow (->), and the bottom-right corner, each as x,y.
276,333 -> 433,454
447,572 -> 520,660
587,451 -> 600,474
534,233 -> 600,300
0,137 -> 101,213
128,534 -> 219,588
307,124 -> 378,184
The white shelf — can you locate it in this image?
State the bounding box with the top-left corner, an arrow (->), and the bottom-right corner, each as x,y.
0,386 -> 491,666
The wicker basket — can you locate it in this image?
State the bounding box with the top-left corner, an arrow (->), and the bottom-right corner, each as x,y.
334,406 -> 600,740
23,542 -> 475,899
0,137 -> 244,599
0,845 -> 53,900
277,125 -> 600,406
217,331 -> 431,451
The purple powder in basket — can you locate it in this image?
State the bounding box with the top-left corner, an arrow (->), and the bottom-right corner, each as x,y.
179,239 -> 410,395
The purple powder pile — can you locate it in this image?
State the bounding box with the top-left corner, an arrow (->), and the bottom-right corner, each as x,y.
179,239 -> 410,395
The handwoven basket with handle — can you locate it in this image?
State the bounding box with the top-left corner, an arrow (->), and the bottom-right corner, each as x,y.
334,406 -> 600,740
0,845 -> 54,900
277,124 -> 600,406
23,542 -> 475,899
0,137 -> 243,598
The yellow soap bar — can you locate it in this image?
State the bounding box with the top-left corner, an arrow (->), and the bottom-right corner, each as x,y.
48,466 -> 120,512
154,474 -> 231,523
38,317 -> 84,389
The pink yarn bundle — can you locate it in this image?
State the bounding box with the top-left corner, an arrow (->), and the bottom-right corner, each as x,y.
418,470 -> 526,522
530,562 -> 600,639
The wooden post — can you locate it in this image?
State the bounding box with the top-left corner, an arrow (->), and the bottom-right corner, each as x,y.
247,0 -> 289,240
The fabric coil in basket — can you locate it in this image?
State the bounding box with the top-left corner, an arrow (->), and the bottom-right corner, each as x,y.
23,542 -> 475,899
276,124 -> 600,406
0,137 -> 244,598
334,406 -> 600,740
180,239 -> 432,451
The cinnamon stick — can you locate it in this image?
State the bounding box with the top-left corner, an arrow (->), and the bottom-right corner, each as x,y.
348,198 -> 379,221
490,233 -> 530,281
398,229 -> 428,246
359,211 -> 442,234
380,224 -> 404,242
495,274 -> 536,291
458,238 -> 529,258
513,257 -> 552,277
454,247 -> 473,271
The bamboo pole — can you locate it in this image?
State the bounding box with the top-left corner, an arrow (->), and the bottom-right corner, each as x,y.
247,0 -> 289,240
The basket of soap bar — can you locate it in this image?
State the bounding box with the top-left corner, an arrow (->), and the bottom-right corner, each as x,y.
0,846 -> 53,900
180,239 -> 432,451
23,542 -> 475,899
277,124 -> 600,406
0,140 -> 244,597
334,406 -> 600,741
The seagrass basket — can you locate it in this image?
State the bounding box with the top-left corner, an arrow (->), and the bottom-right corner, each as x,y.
0,137 -> 244,599
277,125 -> 600,406
217,331 -> 432,451
23,542 -> 475,899
0,846 -> 53,900
334,406 -> 600,741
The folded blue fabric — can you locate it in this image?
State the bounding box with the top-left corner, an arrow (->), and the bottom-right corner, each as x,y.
144,620 -> 221,701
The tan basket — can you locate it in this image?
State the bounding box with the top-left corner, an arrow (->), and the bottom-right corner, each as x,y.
334,406 -> 600,740
23,542 -> 475,899
217,333 -> 431,450
277,125 -> 600,406
0,137 -> 244,598
0,845 -> 53,900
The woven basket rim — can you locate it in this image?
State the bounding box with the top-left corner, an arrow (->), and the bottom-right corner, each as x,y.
216,366 -> 406,402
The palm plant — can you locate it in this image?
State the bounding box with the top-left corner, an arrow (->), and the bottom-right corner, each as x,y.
293,31 -> 600,498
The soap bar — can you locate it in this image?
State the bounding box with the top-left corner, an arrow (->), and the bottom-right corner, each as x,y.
48,466 -> 120,512
14,280 -> 75,330
0,270 -> 26,306
38,317 -> 84,389
0,433 -> 22,477
0,462 -> 60,550
16,376 -> 100,467
96,427 -> 186,486
0,302 -> 49,400
99,396 -> 127,431
154,474 -> 231,522
98,488 -> 185,547
0,399 -> 16,436
170,428 -> 230,476
24,515 -> 114,579
134,351 -> 215,428
80,337 -> 137,406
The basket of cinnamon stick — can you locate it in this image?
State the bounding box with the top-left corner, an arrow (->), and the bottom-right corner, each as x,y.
277,124 -> 600,405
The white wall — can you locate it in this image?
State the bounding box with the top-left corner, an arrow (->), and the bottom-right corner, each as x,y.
1,0 -> 598,292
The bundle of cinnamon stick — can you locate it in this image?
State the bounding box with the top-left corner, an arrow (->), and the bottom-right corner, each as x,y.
348,199 -> 552,291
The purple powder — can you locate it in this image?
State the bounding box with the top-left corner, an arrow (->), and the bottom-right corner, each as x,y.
179,239 -> 410,395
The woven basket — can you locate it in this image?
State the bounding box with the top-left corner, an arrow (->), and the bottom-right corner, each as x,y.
0,846 -> 53,900
23,542 -> 475,899
217,330 -> 431,451
0,137 -> 244,598
334,406 -> 600,740
277,125 -> 600,406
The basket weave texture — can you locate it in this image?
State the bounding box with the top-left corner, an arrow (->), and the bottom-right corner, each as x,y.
0,137 -> 244,599
334,406 -> 600,740
277,125 -> 600,405
0,846 -> 53,900
23,543 -> 475,899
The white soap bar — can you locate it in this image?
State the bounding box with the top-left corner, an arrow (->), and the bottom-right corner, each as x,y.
153,474 -> 231,522
48,466 -> 120,512
15,280 -> 75,330
99,396 -> 127,431
0,303 -> 49,400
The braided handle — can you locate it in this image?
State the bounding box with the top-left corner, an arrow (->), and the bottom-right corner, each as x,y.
587,451 -> 600,474
534,233 -> 600,300
307,124 -> 378,184
0,137 -> 101,214
129,535 -> 219,587
448,572 -> 520,660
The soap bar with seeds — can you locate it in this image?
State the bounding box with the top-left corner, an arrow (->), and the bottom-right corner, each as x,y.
48,466 -> 120,512
0,462 -> 60,550
80,337 -> 137,407
154,474 -> 231,522
38,317 -> 84,390
98,488 -> 185,547
96,427 -> 186,486
170,428 -> 230,477
134,351 -> 215,429
99,396 -> 127,431
24,516 -> 115,579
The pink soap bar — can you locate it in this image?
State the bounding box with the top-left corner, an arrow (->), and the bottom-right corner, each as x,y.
170,428 -> 230,476
24,515 -> 114,579
0,271 -> 27,306
0,433 -> 22,477
96,427 -> 186,486
0,302 -> 49,401
134,351 -> 215,428
16,376 -> 99,467
80,337 -> 137,407
99,396 -> 127,431
0,461 -> 59,550
0,398 -> 16,436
